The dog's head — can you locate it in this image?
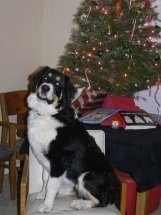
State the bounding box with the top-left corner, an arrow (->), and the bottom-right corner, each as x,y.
27,66 -> 76,115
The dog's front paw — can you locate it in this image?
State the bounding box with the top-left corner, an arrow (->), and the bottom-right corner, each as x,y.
35,192 -> 45,200
38,203 -> 52,213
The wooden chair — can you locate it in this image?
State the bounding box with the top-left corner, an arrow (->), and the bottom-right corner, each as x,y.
20,155 -> 29,215
0,90 -> 29,200
20,131 -> 127,215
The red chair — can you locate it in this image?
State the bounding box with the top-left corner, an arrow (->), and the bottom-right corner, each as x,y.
116,169 -> 161,215
115,169 -> 137,215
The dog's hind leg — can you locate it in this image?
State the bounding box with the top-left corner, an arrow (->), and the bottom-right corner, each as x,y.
71,171 -> 120,210
70,173 -> 99,210
38,175 -> 62,213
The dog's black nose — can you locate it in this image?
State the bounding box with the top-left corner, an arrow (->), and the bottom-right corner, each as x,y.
41,84 -> 50,93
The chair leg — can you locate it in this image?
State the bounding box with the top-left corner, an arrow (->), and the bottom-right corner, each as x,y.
20,155 -> 29,215
9,155 -> 17,200
0,165 -> 5,193
136,191 -> 148,215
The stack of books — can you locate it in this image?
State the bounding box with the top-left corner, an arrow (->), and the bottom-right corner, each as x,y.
80,107 -> 157,130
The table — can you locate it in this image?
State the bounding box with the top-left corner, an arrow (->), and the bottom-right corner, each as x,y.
84,124 -> 161,215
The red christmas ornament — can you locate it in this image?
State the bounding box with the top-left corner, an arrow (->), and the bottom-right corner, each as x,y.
144,0 -> 151,8
114,0 -> 122,15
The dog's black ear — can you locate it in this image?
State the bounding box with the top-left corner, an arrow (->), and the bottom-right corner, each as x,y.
28,66 -> 50,92
62,76 -> 76,108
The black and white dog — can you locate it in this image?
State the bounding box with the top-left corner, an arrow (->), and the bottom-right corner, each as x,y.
27,66 -> 120,213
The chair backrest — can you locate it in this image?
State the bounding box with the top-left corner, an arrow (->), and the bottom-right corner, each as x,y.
0,90 -> 29,144
1,90 -> 28,118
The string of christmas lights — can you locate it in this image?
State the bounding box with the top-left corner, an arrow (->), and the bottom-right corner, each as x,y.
57,0 -> 161,96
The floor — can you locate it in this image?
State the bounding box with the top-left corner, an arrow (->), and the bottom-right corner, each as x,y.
0,174 -> 161,215
0,174 -> 19,215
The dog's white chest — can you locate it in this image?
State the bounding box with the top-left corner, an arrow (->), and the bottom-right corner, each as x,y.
28,110 -> 64,164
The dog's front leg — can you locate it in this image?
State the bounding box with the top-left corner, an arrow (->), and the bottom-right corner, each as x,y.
36,168 -> 49,200
38,175 -> 62,213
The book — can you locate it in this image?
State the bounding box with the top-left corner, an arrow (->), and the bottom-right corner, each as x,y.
118,111 -> 156,129
79,107 -> 119,124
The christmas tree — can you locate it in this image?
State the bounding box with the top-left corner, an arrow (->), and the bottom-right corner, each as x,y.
57,0 -> 161,95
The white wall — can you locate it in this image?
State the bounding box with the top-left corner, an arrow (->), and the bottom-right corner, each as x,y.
0,0 -> 81,92
0,0 -> 44,91
41,0 -> 82,67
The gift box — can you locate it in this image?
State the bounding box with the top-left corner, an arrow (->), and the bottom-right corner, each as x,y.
72,89 -> 107,116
